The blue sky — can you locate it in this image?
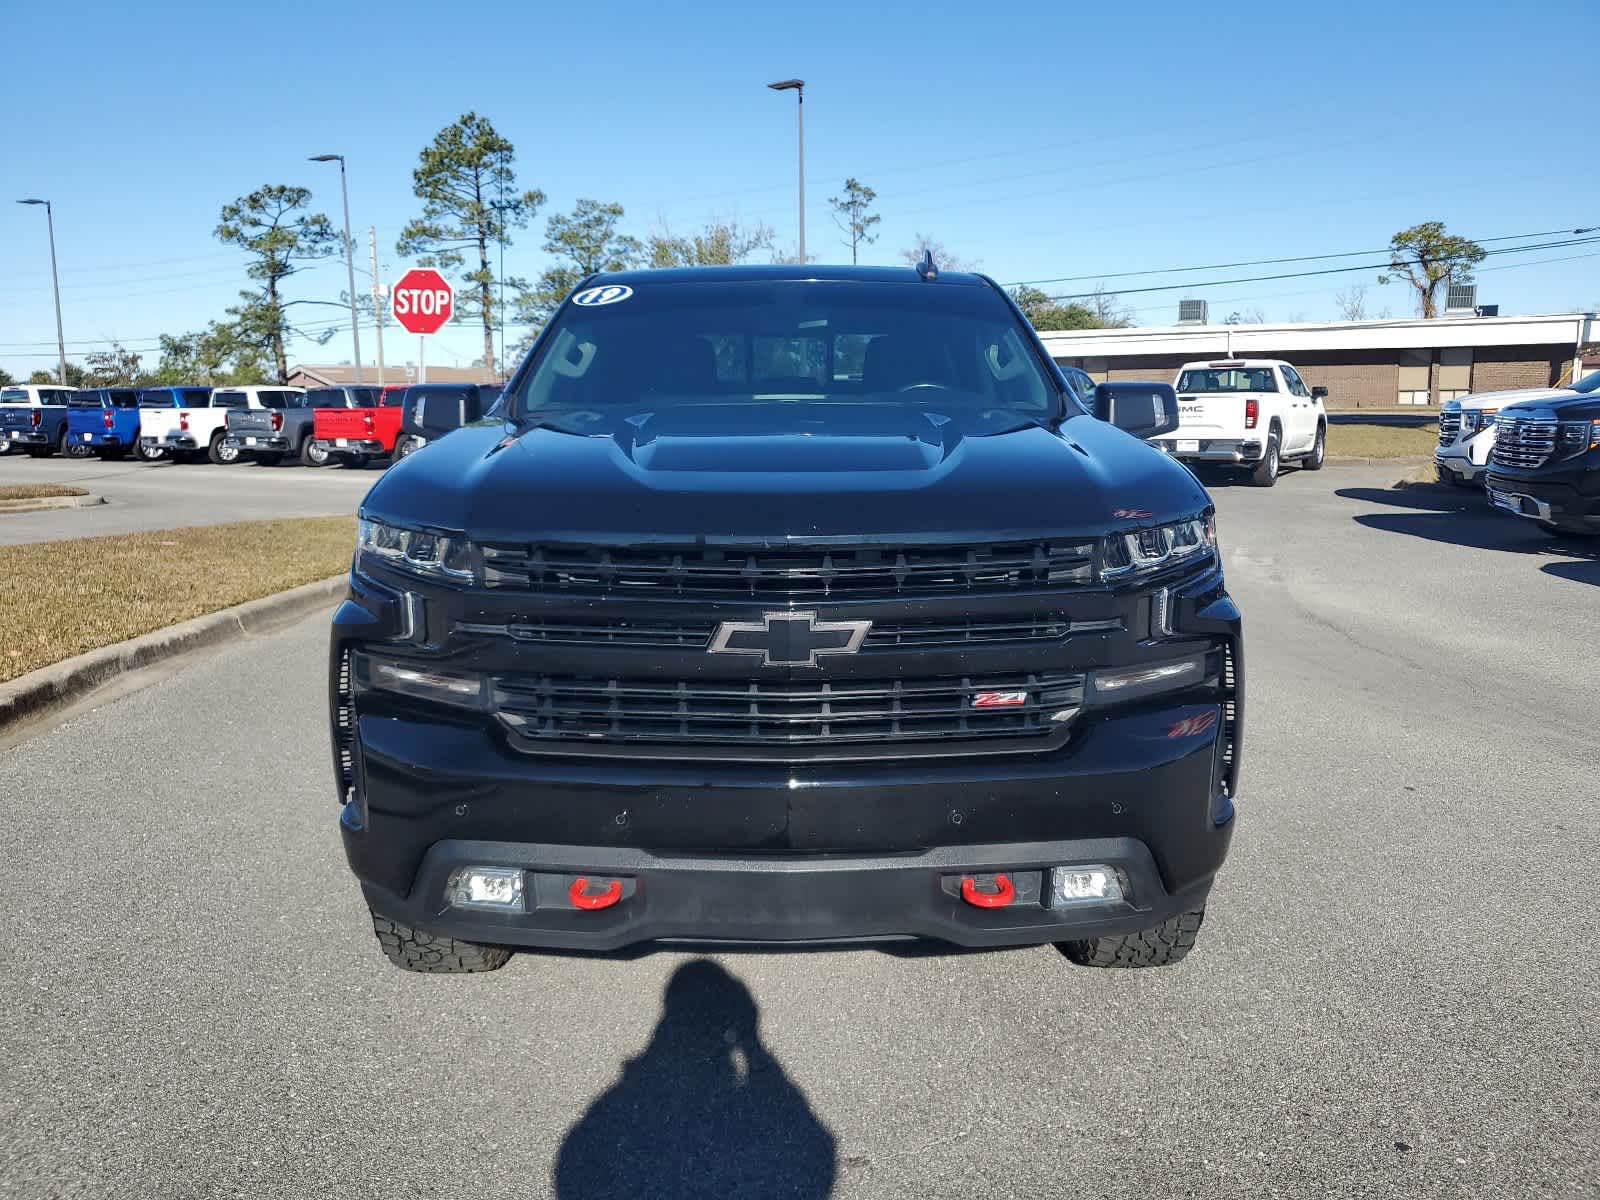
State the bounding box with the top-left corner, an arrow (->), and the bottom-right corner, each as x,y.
4,0 -> 1595,380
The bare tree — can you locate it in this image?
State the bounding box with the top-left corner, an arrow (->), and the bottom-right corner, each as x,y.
899,234 -> 976,272
1335,286 -> 1369,321
1086,283 -> 1133,328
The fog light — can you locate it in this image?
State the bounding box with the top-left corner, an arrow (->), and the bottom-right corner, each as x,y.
449,867 -> 525,911
1050,865 -> 1122,906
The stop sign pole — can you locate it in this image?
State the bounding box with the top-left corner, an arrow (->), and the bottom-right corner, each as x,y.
390,268 -> 454,384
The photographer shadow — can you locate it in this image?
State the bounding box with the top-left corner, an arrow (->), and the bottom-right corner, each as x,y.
554,959 -> 837,1199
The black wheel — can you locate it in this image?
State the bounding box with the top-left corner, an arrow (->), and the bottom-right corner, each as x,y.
136,442 -> 167,463
300,437 -> 330,467
61,427 -> 92,459
1249,428 -> 1281,487
394,435 -> 421,461
1303,422 -> 1326,471
208,433 -> 240,465
1056,908 -> 1206,968
370,911 -> 511,974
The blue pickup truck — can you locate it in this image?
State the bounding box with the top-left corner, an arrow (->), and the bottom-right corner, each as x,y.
1,383 -> 80,457
65,389 -> 143,460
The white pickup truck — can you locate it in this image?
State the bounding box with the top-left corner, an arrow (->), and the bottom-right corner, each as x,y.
1152,358 -> 1328,487
1434,381 -> 1591,488
139,387 -> 267,464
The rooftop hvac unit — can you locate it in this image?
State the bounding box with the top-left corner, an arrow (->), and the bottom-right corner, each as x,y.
1177,299 -> 1208,325
1444,282 -> 1477,314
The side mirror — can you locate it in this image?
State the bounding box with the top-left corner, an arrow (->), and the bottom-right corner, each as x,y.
1311,385 -> 1329,400
400,384 -> 491,440
1093,381 -> 1180,440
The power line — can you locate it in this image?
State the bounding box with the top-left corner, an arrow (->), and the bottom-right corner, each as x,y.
1008,226 -> 1598,288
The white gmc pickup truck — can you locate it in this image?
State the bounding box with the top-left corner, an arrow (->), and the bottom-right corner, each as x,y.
140,388 -> 268,464
1152,358 -> 1328,486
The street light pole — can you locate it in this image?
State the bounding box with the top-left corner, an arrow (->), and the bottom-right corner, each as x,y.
310,154 -> 363,384
17,199 -> 67,384
767,79 -> 806,263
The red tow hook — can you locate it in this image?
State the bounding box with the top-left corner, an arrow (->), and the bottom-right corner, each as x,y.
569,877 -> 623,911
961,873 -> 1015,909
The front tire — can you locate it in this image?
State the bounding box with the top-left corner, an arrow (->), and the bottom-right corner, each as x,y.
1303,422 -> 1326,471
370,912 -> 511,974
1249,428 -> 1281,487
1056,908 -> 1206,968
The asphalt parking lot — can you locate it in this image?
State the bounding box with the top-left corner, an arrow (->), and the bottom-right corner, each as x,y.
0,453 -> 372,545
2,463 -> 1596,1199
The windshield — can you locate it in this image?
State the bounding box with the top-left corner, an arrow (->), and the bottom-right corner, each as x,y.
1176,367 -> 1279,393
1570,369 -> 1600,394
512,280 -> 1059,433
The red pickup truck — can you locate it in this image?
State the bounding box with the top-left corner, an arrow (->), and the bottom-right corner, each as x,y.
309,385 -> 405,468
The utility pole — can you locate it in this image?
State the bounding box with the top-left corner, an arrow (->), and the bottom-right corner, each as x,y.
16,199 -> 66,383
368,226 -> 386,387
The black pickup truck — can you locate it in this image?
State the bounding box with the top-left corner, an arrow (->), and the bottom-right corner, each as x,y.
1485,370 -> 1600,537
331,264 -> 1243,974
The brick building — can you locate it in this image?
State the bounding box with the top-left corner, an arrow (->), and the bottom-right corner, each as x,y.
1039,312 -> 1596,410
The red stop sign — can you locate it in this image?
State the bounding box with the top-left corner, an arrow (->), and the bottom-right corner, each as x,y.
391,268 -> 454,335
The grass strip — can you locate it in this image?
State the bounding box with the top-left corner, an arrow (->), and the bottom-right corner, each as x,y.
0,484 -> 90,502
1326,423 -> 1439,458
0,516 -> 354,683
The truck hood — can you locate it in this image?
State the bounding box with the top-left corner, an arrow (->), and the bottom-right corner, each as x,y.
360,407 -> 1211,545
1501,393 -> 1600,420
1453,385 -> 1581,410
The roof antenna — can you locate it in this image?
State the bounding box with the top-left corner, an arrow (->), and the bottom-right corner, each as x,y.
916,249 -> 938,281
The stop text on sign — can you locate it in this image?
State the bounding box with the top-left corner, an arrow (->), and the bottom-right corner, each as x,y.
393,287 -> 451,316
390,268 -> 454,335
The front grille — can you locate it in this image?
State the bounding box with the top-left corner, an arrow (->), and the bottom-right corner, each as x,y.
479,540 -> 1097,598
490,671 -> 1085,760
1491,414 -> 1556,469
455,614 -> 1122,651
1437,411 -> 1461,446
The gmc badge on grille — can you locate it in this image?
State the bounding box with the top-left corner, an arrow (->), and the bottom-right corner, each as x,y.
708,611 -> 872,668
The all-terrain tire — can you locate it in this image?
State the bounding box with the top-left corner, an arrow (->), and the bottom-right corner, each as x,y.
1056,907 -> 1206,968
1249,428 -> 1281,487
370,912 -> 512,974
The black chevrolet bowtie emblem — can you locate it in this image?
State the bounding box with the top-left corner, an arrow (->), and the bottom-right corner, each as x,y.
707,611 -> 872,668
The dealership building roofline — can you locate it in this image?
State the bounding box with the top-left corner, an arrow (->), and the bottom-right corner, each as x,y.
1039,311 -> 1597,409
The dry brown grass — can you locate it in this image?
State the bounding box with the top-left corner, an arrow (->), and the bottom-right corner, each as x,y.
1326,423 -> 1439,458
0,516 -> 355,683
0,484 -> 90,502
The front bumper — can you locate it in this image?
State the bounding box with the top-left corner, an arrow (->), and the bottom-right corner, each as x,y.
1486,466 -> 1600,530
1156,438 -> 1264,464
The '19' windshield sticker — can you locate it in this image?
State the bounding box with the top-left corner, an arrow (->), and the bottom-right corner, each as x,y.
572,285 -> 633,307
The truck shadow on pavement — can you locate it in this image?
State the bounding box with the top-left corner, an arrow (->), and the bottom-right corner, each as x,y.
1338,485 -> 1600,588
554,959 -> 837,1199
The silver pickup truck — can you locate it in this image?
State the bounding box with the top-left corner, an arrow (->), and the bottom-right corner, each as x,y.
219,388 -> 311,465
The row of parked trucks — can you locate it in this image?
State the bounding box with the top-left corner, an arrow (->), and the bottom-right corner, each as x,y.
0,383 -> 503,468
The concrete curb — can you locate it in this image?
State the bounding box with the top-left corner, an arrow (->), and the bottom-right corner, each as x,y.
0,493 -> 105,513
1325,455 -> 1432,467
0,574 -> 345,732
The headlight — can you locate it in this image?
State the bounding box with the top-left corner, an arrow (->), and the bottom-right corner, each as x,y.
1461,409 -> 1497,434
1558,419 -> 1600,458
1101,514 -> 1216,580
356,516 -> 475,583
